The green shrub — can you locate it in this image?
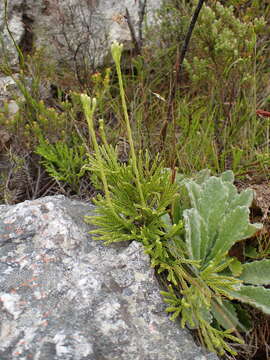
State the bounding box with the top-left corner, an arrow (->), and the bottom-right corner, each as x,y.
81,42 -> 270,357
35,137 -> 88,191
184,2 -> 265,102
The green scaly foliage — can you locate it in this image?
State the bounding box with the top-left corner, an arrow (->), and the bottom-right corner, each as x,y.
81,42 -> 270,357
84,147 -> 179,247
183,1 -> 266,100
35,137 -> 88,191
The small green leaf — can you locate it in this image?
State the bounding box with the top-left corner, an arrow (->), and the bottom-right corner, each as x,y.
239,259 -> 270,285
198,177 -> 229,249
211,299 -> 239,331
170,310 -> 181,321
183,208 -> 201,260
194,168 -> 211,184
245,245 -> 259,259
166,307 -> 181,313
226,183 -> 238,204
220,170 -> 234,183
171,193 -> 183,224
175,172 -> 186,186
234,303 -> 253,332
185,181 -> 202,209
229,258 -> 243,277
161,213 -> 171,227
164,222 -> 183,239
241,222 -> 262,240
198,217 -> 210,262
229,285 -> 270,315
211,207 -> 258,259
230,189 -> 254,209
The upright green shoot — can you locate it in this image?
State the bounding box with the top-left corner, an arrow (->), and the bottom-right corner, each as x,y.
81,95 -> 112,207
111,41 -> 146,207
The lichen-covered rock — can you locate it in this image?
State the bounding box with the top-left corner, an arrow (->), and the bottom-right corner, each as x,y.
0,0 -> 25,65
0,195 -> 218,360
1,0 -> 161,69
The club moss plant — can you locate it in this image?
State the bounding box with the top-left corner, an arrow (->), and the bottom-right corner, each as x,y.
81,42 -> 270,357
111,42 -> 146,207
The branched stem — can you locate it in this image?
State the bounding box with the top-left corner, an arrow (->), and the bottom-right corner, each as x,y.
112,42 -> 146,207
81,95 -> 112,208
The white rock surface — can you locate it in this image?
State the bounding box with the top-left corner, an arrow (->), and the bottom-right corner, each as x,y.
1,0 -> 161,68
0,195 -> 219,360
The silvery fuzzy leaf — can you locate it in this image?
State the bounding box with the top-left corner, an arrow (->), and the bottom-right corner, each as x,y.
239,259 -> 270,285
183,208 -> 202,260
210,206 -> 259,259
198,177 -> 229,245
228,285 -> 270,315
220,170 -> 234,183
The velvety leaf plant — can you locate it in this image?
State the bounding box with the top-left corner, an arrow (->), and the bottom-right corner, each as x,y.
161,170 -> 270,355
81,41 -> 270,357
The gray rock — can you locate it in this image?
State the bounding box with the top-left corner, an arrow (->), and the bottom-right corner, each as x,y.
0,0 -> 25,65
0,75 -> 24,111
1,0 -> 161,69
0,195 -> 219,360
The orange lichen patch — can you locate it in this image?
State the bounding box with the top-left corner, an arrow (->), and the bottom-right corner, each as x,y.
111,14 -> 126,25
19,283 -> 33,288
42,256 -> 55,263
34,291 -> 47,299
37,254 -> 56,264
18,301 -> 28,306
42,311 -> 50,318
18,340 -> 27,345
15,228 -> 24,235
19,277 -> 39,288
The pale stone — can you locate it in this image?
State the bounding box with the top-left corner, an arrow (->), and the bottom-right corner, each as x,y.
0,195 -> 219,360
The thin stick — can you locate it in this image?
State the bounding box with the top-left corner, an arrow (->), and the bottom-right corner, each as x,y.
4,0 -> 25,70
177,0 -> 206,83
125,0 -> 147,55
160,0 -> 206,152
125,7 -> 140,55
